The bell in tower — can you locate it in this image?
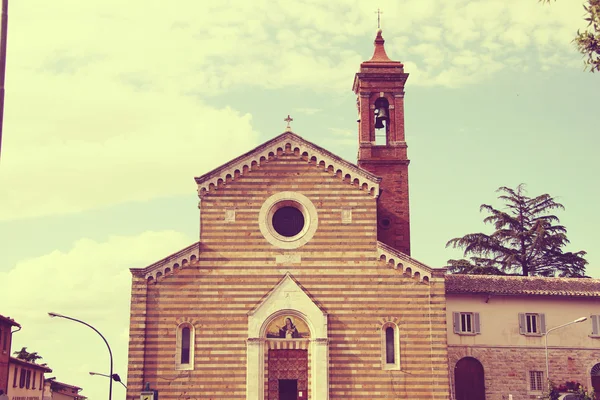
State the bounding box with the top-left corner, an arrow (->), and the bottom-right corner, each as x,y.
374,97 -> 389,130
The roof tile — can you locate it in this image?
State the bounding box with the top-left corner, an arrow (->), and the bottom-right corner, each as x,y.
445,274 -> 600,297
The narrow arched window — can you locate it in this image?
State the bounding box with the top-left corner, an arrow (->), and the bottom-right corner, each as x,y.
381,322 -> 400,370
181,327 -> 190,364
385,327 -> 395,364
176,323 -> 195,370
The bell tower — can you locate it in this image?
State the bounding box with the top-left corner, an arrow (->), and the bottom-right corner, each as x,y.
353,29 -> 411,255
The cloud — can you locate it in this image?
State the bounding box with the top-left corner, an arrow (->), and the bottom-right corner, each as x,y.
2,0 -> 592,222
0,230 -> 194,400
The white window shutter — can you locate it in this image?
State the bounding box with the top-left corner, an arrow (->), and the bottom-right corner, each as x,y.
518,313 -> 526,334
474,312 -> 481,334
540,313 -> 546,334
592,315 -> 599,336
453,312 -> 460,334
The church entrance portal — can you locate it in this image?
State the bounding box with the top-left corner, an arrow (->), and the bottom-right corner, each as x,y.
268,349 -> 307,400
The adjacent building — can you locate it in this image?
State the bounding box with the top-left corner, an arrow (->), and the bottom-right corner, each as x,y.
446,274 -> 600,400
0,314 -> 85,400
0,315 -> 20,394
7,357 -> 52,400
43,379 -> 86,400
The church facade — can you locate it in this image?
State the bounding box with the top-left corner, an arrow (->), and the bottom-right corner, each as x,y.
125,30 -> 600,400
126,29 -> 449,400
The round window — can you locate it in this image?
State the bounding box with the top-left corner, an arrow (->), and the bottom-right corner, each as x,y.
272,206 -> 305,237
258,192 -> 319,250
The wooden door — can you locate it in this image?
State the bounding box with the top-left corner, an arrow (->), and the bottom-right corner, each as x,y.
591,363 -> 600,399
455,357 -> 486,400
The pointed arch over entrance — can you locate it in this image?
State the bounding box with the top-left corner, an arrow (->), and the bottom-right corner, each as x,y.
455,357 -> 486,400
591,363 -> 600,395
247,274 -> 328,400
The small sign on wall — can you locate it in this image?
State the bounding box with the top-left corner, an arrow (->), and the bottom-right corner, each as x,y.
225,209 -> 236,222
341,209 -> 352,224
140,390 -> 158,400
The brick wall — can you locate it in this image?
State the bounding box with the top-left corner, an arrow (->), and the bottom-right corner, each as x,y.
448,346 -> 600,400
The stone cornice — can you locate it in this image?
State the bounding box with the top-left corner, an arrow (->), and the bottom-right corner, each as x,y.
194,132 -> 381,198
376,241 -> 443,283
130,242 -> 199,281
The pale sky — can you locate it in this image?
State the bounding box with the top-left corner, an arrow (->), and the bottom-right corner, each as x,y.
1,1 -> 599,399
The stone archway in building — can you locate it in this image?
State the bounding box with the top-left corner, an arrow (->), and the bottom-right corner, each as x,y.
455,357 -> 486,400
591,363 -> 600,395
247,274 -> 328,400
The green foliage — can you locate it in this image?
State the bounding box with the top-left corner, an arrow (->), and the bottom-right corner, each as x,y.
12,346 -> 43,363
541,0 -> 600,72
543,380 -> 596,400
446,184 -> 587,277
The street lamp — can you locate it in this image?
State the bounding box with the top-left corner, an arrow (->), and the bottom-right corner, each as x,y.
544,316 -> 587,382
89,372 -> 127,389
48,312 -> 113,400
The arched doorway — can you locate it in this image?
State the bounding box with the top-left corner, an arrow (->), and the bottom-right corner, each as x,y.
455,357 -> 486,400
265,315 -> 311,400
246,274 -> 329,400
591,363 -> 600,395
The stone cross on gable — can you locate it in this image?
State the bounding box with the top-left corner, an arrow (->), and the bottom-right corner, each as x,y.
284,115 -> 294,132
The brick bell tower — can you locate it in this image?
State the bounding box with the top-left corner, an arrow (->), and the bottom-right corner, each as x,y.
353,28 -> 411,255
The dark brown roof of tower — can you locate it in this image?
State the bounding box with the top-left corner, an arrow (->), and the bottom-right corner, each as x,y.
445,274 -> 600,297
0,314 -> 21,327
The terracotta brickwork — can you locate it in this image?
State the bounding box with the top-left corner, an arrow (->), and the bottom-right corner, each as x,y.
449,346 -> 600,400
125,152 -> 449,400
354,29 -> 412,256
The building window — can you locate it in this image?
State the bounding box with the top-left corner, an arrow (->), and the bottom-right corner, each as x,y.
591,315 -> 600,337
381,322 -> 400,370
453,312 -> 481,334
26,370 -> 31,389
13,367 -> 18,387
19,368 -> 26,388
385,327 -> 394,363
519,313 -> 546,335
39,373 -> 43,391
258,192 -> 319,250
32,371 -> 36,389
176,323 -> 195,370
529,370 -> 544,391
181,327 -> 191,364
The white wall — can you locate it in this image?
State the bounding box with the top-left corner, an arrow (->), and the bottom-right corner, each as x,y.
446,294 -> 599,348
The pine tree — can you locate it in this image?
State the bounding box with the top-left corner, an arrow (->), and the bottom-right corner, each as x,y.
446,184 -> 588,277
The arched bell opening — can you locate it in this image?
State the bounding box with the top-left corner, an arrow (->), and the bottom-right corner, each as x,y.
374,97 -> 390,145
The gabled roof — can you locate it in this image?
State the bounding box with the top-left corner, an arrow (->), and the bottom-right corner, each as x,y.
248,272 -> 327,316
446,274 -> 600,298
194,131 -> 381,198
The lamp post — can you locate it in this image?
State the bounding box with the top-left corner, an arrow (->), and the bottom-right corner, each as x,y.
48,312 -> 113,400
89,372 -> 127,389
544,316 -> 587,382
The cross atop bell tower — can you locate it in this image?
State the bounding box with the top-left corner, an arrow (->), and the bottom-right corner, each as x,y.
353,29 -> 411,255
